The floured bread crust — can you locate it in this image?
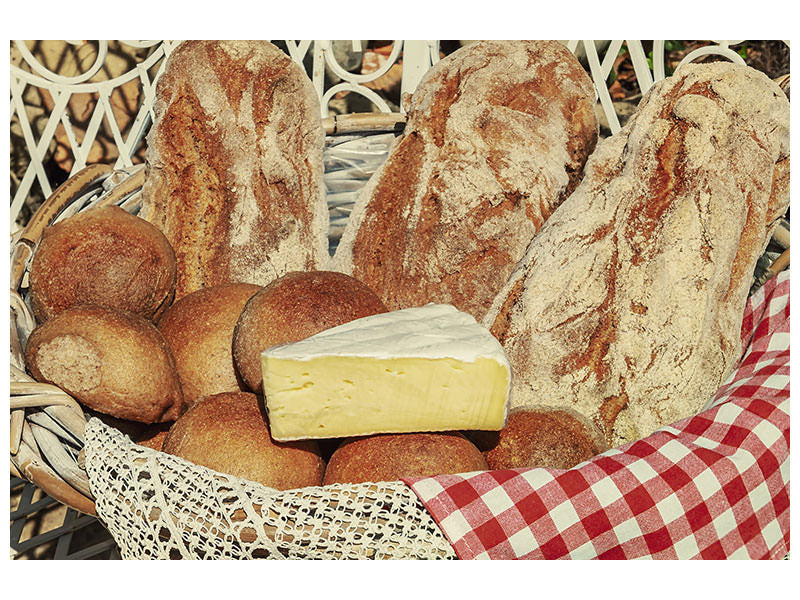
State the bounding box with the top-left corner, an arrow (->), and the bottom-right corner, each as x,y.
484,63 -> 790,446
332,40 -> 598,320
141,41 -> 327,299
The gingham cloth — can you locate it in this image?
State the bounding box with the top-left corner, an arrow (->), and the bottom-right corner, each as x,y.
404,270 -> 790,559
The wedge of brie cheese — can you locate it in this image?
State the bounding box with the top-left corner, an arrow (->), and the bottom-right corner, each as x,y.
262,304 -> 511,440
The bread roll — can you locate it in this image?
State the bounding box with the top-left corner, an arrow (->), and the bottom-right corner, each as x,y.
157,282 -> 261,409
162,392 -> 325,490
484,63 -> 790,446
25,305 -> 183,423
332,40 -> 598,320
470,408 -> 607,470
29,206 -> 176,322
232,271 -> 388,392
141,40 -> 328,300
322,432 -> 488,485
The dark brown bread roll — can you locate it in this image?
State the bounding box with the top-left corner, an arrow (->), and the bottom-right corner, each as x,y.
141,40 -> 328,300
232,271 -> 388,392
87,410 -> 151,441
25,305 -> 183,423
484,63 -> 790,447
470,408 -> 608,471
135,422 -> 173,451
157,282 -> 261,410
322,432 -> 488,485
29,206 -> 176,323
332,40 -> 598,321
162,392 -> 325,490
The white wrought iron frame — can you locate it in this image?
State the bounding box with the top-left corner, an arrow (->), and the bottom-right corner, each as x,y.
9,40 -> 789,232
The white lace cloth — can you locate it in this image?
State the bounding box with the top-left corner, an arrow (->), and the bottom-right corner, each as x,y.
84,419 -> 456,559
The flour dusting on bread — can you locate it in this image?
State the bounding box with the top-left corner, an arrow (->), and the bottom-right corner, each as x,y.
142,41 -> 327,299
333,40 -> 598,320
484,63 -> 790,446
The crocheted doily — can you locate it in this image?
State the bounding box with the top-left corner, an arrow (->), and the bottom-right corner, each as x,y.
84,419 -> 456,559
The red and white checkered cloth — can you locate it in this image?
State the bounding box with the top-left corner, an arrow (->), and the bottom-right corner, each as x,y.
405,270 -> 790,559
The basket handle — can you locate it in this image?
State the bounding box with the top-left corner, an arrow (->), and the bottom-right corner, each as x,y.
10,164 -> 113,290
322,112 -> 406,135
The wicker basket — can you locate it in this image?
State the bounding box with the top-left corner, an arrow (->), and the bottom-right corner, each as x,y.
10,113 -> 468,559
9,113 -> 407,516
10,72 -> 791,557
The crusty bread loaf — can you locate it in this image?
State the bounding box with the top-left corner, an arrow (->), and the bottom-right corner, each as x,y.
141,41 -> 328,300
29,206 -> 176,322
332,40 -> 598,320
162,392 -> 325,490
322,432 -> 488,485
484,63 -> 790,447
25,305 -> 183,423
157,282 -> 261,409
470,407 -> 607,470
232,271 -> 387,392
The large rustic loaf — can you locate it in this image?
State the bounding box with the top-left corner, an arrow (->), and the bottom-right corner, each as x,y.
484,63 -> 790,447
332,40 -> 598,320
141,40 -> 328,300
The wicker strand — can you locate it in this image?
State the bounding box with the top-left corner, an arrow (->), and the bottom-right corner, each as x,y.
322,112 -> 405,135
95,166 -> 146,209
10,290 -> 35,366
28,410 -> 83,447
28,422 -> 92,497
12,434 -> 96,516
773,219 -> 790,250
752,248 -> 791,291
10,410 -> 25,455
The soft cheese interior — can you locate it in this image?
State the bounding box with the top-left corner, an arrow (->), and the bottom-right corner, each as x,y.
261,304 -> 511,440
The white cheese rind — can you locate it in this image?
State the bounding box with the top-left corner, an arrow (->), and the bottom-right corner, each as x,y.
263,303 -> 511,366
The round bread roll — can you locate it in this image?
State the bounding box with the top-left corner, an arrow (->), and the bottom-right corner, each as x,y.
135,422 -> 173,451
25,305 -> 183,423
232,271 -> 388,392
471,407 -> 608,471
322,432 -> 488,485
157,282 -> 261,409
29,206 -> 177,322
162,392 -> 325,490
